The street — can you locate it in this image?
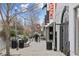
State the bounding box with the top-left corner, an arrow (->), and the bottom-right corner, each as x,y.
0,40 -> 65,56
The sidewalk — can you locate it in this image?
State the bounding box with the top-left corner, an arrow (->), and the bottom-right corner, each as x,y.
0,40 -> 65,56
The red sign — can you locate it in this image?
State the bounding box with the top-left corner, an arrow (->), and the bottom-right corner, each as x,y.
49,3 -> 55,19
34,24 -> 41,32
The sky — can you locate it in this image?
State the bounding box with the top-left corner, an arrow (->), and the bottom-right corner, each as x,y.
0,3 -> 46,25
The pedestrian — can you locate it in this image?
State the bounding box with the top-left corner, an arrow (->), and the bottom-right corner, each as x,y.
35,34 -> 39,42
38,35 -> 40,42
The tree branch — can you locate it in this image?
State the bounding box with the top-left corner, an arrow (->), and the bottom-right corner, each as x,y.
0,4 -> 5,24
9,10 -> 29,22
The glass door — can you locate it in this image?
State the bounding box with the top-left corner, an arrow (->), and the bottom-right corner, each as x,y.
75,7 -> 79,55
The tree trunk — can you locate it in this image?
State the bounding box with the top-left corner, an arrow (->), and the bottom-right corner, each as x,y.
5,3 -> 10,56
4,23 -> 10,56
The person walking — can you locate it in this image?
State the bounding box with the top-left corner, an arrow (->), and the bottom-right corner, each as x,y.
38,34 -> 40,42
34,34 -> 39,42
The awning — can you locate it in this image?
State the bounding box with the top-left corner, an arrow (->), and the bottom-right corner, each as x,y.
44,21 -> 55,27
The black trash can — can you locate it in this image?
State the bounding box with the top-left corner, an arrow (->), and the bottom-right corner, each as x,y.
46,42 -> 52,50
19,40 -> 24,48
11,40 -> 17,49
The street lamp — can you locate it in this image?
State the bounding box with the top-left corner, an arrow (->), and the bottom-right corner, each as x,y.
14,7 -> 18,39
23,17 -> 27,37
14,7 -> 19,50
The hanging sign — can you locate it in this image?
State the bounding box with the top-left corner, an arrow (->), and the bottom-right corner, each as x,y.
49,3 -> 55,19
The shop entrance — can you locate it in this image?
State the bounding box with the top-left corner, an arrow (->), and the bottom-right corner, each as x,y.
74,6 -> 79,55
60,6 -> 70,56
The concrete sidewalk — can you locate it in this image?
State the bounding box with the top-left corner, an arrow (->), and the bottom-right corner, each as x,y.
0,40 -> 65,56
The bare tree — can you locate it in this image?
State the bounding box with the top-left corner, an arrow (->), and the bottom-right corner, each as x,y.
0,3 -> 11,56
28,4 -> 41,34
0,3 -> 42,55
0,3 -> 27,56
20,3 -> 41,36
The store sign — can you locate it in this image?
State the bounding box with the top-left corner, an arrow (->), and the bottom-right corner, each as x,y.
49,3 -> 55,19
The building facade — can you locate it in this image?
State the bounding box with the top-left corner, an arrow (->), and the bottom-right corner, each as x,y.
55,3 -> 79,56
55,3 -> 70,55
44,3 -> 79,56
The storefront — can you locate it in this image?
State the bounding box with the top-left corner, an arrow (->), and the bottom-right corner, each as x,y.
44,3 -> 79,55
60,6 -> 70,55
43,3 -> 56,50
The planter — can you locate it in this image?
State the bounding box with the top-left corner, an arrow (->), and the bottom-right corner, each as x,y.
11,40 -> 17,49
19,40 -> 24,48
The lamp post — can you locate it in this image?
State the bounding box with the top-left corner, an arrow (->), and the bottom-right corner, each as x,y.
14,7 -> 19,50
23,17 -> 27,37
15,7 -> 17,40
